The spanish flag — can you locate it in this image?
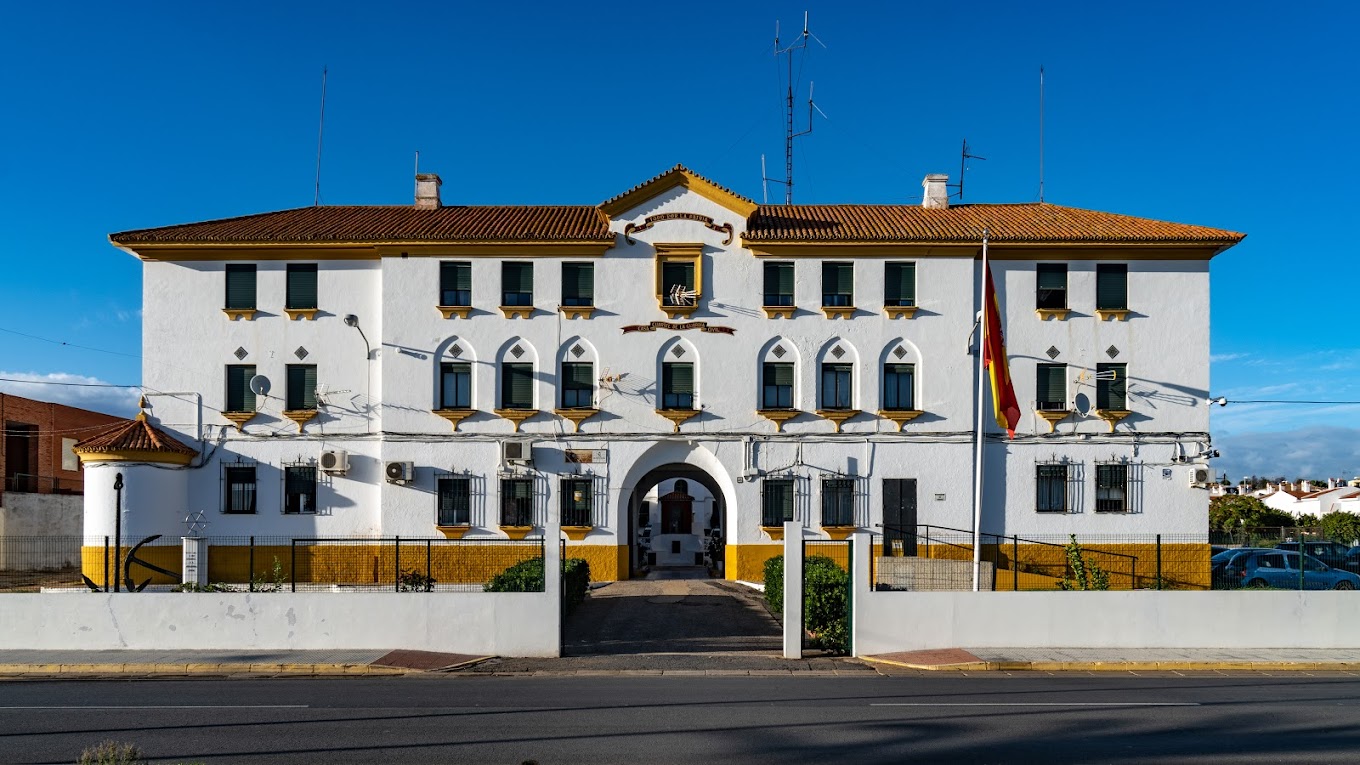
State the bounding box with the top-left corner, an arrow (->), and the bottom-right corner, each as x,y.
983,265 -> 1021,438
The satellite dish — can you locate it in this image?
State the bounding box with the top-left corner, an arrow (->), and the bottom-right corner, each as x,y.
249,375 -> 271,397
1073,392 -> 1092,417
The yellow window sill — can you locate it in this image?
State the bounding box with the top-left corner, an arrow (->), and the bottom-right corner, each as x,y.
762,526 -> 787,541
499,305 -> 534,319
816,409 -> 861,433
1035,308 -> 1071,321
878,409 -> 924,431
822,526 -> 857,541
501,525 -> 534,541
1095,309 -> 1130,321
658,303 -> 699,319
436,525 -> 472,540
562,525 -> 593,541
494,408 -> 539,432
222,308 -> 257,321
284,308 -> 318,321
558,306 -> 596,320
885,305 -> 918,319
656,408 -> 700,432
821,306 -> 856,319
1035,409 -> 1071,433
758,409 -> 801,432
762,305 -> 797,319
553,408 -> 599,433
222,411 -> 257,431
434,408 -> 476,431
438,305 -> 473,319
1093,409 -> 1132,432
281,409 -> 318,431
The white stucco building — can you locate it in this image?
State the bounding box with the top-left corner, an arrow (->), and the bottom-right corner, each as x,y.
80,166 -> 1243,583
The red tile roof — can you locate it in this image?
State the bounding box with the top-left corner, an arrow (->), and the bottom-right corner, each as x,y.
742,203 -> 1244,245
74,415 -> 198,458
111,205 -> 614,245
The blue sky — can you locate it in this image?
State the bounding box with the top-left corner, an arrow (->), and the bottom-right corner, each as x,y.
1,1 -> 1356,480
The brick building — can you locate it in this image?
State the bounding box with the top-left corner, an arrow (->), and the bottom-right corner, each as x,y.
1,393 -> 126,501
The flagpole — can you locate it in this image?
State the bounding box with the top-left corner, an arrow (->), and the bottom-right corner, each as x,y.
972,228 -> 990,592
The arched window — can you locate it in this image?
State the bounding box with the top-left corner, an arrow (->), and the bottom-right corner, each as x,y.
558,337 -> 599,409
497,338 -> 538,411
658,338 -> 698,411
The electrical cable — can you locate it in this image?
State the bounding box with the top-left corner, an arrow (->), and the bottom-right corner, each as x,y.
0,326 -> 140,359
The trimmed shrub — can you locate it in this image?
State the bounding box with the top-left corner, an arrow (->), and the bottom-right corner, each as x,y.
764,555 -> 784,615
761,554 -> 849,654
562,558 -> 591,613
485,557 -> 592,614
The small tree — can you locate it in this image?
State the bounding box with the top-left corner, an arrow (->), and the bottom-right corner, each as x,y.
1320,511 -> 1360,545
1057,535 -> 1111,591
1209,495 -> 1294,532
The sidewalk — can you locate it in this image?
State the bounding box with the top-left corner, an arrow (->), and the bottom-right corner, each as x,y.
0,649 -> 487,677
863,647 -> 1360,672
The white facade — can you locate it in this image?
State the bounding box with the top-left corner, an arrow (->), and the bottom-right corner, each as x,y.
99,167 -> 1240,581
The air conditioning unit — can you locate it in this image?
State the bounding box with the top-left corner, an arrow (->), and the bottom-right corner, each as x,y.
385,460 -> 415,483
502,440 -> 535,465
319,450 -> 349,474
1189,466 -> 1211,488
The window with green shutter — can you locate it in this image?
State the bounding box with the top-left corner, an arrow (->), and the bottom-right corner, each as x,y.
1036,364 -> 1067,410
225,264 -> 256,310
885,262 -> 916,307
883,364 -> 915,410
225,365 -> 256,413
761,479 -> 794,526
501,363 -> 534,409
561,362 -> 594,408
437,477 -> 471,526
502,262 -> 533,306
284,465 -> 317,514
764,262 -> 794,306
286,264 -> 318,310
661,261 -> 695,306
822,262 -> 853,307
1097,264 -> 1128,311
440,363 -> 471,409
440,262 -> 472,306
1036,263 -> 1067,310
762,362 -> 794,409
562,263 -> 594,307
1096,363 -> 1127,410
285,365 -> 317,411
662,362 -> 694,409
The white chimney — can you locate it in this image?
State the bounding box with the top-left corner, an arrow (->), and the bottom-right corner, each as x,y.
1329,478 -> 1338,490
1302,480 -> 1312,493
415,173 -> 442,209
922,174 -> 949,209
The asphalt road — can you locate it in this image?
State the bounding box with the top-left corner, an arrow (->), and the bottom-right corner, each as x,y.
4,674 -> 1360,764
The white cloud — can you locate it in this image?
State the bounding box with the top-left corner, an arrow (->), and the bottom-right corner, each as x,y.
1216,426 -> 1360,481
0,371 -> 140,418
1210,352 -> 1250,363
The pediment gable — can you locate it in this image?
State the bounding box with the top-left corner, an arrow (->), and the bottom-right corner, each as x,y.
600,164 -> 757,218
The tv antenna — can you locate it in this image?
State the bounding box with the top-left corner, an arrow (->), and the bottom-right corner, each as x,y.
1038,65 -> 1045,203
948,139 -> 986,201
761,12 -> 827,205
314,66 -> 328,206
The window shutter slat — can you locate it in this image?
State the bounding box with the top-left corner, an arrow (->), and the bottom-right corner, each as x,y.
505,364 -> 533,408
763,263 -> 779,296
225,265 -> 256,309
227,365 -> 256,412
576,263 -> 594,300
1037,264 -> 1066,290
778,263 -> 794,295
886,262 -> 915,304
835,263 -> 853,294
1097,264 -> 1127,310
568,363 -> 594,387
767,363 -> 793,387
286,265 -> 317,309
668,363 -> 693,394
504,263 -> 532,294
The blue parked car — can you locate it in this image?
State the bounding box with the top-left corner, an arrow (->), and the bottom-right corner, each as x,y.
1218,548 -> 1360,590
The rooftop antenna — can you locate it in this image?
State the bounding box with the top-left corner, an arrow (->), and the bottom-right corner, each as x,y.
314,66 -> 328,207
948,139 -> 986,201
761,13 -> 827,205
760,154 -> 769,204
414,149 -> 420,177
1038,65 -> 1045,203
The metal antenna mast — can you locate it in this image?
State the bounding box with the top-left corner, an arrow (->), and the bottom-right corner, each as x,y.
314,66 -> 328,207
1039,65 -> 1045,203
762,13 -> 827,205
948,139 -> 987,201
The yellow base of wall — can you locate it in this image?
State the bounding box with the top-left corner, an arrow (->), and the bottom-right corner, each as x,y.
881,542 -> 1211,590
564,544 -> 628,582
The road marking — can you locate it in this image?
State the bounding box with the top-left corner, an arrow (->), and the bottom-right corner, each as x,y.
870,702 -> 1201,707
0,705 -> 310,710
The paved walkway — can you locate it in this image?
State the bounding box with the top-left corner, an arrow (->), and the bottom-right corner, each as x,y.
865,646 -> 1360,672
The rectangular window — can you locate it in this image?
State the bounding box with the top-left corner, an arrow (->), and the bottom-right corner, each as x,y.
1036,363 -> 1067,411
561,262 -> 594,307
285,264 -> 318,310
822,262 -> 854,307
1096,363 -> 1127,410
225,264 -> 256,310
761,479 -> 794,527
501,363 -> 534,409
502,262 -> 533,306
1036,263 -> 1067,310
437,477 -> 471,526
883,364 -> 915,411
821,479 -> 854,527
762,362 -> 794,409
561,362 -> 594,408
1036,464 -> 1067,513
1095,464 -> 1128,512
225,365 -> 256,413
440,262 -> 472,306
500,478 -> 533,527
1096,264 -> 1128,311
285,364 -> 317,411
560,478 -> 592,527
885,262 -> 916,307
440,363 -> 471,409
223,466 -> 256,514
661,261 -> 696,306
763,262 -> 794,306
283,465 -> 317,515
662,362 -> 694,409
820,363 -> 852,410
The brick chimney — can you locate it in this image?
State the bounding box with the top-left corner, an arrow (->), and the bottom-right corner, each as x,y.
922,174 -> 949,209
415,173 -> 442,209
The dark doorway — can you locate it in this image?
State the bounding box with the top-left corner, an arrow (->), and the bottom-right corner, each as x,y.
626,464 -> 727,579
883,478 -> 917,556
4,422 -> 39,493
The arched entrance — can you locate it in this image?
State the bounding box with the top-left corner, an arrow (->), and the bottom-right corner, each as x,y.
626,465 -> 728,579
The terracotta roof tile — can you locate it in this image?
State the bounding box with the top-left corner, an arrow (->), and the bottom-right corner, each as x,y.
742,202 -> 1245,245
74,416 -> 198,458
111,205 -> 614,245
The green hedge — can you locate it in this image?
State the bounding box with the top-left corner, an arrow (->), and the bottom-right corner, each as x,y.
485,556 -> 592,614
762,554 -> 849,654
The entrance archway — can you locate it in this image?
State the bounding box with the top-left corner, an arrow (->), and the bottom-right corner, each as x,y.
616,441 -> 738,580
627,465 -> 728,579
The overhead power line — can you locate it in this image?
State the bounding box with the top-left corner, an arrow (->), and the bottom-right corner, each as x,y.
0,326 -> 140,359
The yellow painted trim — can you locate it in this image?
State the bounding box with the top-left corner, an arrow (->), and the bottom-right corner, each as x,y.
822,526 -> 856,541
562,526 -> 593,541
437,305 -> 474,319
885,306 -> 919,319
757,409 -> 800,432
376,243 -> 614,258
115,241 -> 616,263
281,409 -> 318,432
494,409 -> 539,432
656,408 -> 700,432
558,306 -> 596,319
222,308 -> 257,321
816,409 -> 860,433
821,306 -> 856,319
284,308 -> 319,321
878,409 -> 924,431
222,411 -> 257,431
553,408 -> 598,433
501,526 -> 534,541
499,305 -> 534,319
600,167 -> 758,217
742,242 -> 1234,260
434,408 -> 476,431
1036,308 -> 1071,321
761,526 -> 786,541
762,305 -> 797,318
74,449 -> 193,466
1096,309 -> 1131,321
1094,409 -> 1133,432
654,242 -> 704,317
436,526 -> 472,539
1035,409 -> 1071,433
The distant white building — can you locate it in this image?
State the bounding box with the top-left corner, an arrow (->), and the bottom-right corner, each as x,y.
78,165 -> 1244,582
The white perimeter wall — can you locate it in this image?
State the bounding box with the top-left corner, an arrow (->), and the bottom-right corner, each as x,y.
0,493 -> 82,537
